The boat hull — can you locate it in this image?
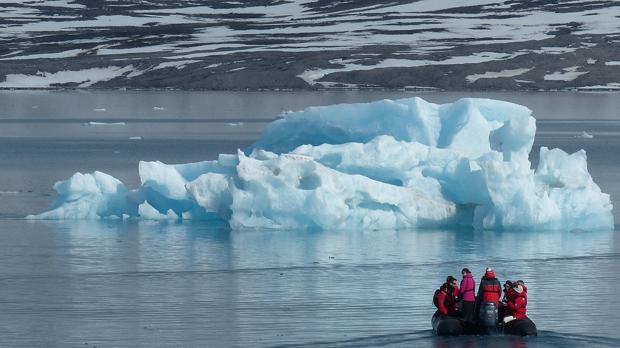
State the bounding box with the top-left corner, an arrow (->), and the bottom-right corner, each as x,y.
431,311 -> 537,336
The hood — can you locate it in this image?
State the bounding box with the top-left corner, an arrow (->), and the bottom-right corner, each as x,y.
484,270 -> 496,279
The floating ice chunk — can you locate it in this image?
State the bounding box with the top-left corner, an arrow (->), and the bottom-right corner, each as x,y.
30,97 -> 614,231
153,106 -> 166,110
26,171 -> 135,219
0,191 -> 19,195
534,147 -> 613,230
93,108 -> 107,112
575,131 -> 594,138
129,136 -> 142,140
85,121 -> 125,126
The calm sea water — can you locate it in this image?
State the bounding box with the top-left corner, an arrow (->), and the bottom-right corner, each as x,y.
0,90 -> 618,347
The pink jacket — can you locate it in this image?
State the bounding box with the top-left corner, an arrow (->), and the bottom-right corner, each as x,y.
460,272 -> 476,302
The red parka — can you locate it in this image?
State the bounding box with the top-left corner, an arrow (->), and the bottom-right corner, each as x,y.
507,290 -> 527,319
449,285 -> 460,301
436,290 -> 450,316
503,285 -> 515,302
435,290 -> 459,316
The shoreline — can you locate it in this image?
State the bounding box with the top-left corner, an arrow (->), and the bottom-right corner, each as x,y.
2,86 -> 620,93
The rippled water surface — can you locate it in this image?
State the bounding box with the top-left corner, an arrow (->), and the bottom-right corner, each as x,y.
0,90 -> 619,347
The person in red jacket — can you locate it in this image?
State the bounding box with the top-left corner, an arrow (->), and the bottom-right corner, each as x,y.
499,280 -> 514,321
434,283 -> 450,316
515,280 -> 528,300
504,284 -> 527,322
475,267 -> 502,332
434,283 -> 459,317
476,268 -> 502,306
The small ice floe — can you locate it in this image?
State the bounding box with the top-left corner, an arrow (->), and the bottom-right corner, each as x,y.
0,191 -> 19,196
226,122 -> 244,126
152,106 -> 166,111
129,136 -> 142,140
93,108 -> 107,112
576,131 -> 594,139
31,105 -> 38,109
85,122 -> 126,126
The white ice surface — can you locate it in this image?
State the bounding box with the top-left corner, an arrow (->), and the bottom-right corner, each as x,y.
576,83 -> 620,90
466,68 -> 533,83
28,97 -> 614,231
575,131 -> 594,139
298,52 -> 526,86
543,66 -> 589,81
0,66 -> 135,88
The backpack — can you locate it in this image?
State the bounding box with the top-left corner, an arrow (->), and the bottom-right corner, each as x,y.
433,289 -> 441,308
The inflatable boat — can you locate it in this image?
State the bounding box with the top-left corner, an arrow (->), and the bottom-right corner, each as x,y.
431,311 -> 537,336
503,317 -> 537,336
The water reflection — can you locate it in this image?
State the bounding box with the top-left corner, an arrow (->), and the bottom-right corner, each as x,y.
0,220 -> 618,347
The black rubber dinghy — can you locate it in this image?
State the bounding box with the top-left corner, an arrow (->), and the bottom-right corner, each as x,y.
432,311 -> 464,336
503,317 -> 538,336
432,311 -> 537,336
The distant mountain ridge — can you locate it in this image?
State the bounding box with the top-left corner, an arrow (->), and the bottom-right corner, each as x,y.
1,0 -> 619,90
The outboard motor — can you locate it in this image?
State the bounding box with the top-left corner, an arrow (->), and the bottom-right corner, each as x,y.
478,302 -> 499,335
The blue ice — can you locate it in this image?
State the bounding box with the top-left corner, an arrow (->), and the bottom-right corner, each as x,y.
28,97 -> 614,231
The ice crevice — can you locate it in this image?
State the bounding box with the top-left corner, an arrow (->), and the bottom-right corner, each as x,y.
27,97 -> 614,231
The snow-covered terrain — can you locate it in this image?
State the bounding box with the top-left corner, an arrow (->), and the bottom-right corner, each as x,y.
1,0 -> 620,90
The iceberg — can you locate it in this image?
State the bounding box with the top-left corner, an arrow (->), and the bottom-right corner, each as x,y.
28,97 -> 614,231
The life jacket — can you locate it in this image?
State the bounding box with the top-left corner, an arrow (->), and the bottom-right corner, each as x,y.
479,272 -> 501,305
482,283 -> 501,303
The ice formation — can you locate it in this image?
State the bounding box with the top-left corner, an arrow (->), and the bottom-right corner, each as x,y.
28,97 -> 614,231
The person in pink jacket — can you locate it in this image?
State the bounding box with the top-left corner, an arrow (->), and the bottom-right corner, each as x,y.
459,268 -> 476,322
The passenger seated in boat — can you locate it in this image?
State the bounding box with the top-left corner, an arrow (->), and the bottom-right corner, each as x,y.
502,280 -> 514,301
499,280 -> 514,320
446,275 -> 460,302
434,283 -> 459,317
503,283 -> 527,323
515,280 -> 528,300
